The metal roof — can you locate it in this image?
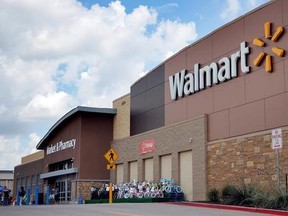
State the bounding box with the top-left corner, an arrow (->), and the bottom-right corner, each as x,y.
36,106 -> 116,150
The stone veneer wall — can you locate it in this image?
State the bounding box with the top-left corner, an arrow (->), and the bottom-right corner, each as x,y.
113,94 -> 130,140
207,127 -> 288,191
77,180 -> 109,201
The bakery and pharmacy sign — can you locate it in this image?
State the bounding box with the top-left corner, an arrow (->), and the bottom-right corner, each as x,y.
46,139 -> 76,155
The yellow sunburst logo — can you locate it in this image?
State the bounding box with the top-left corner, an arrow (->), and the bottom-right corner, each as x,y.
253,22 -> 285,72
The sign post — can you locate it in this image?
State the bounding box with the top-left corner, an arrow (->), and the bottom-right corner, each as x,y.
104,148 -> 119,204
271,128 -> 283,189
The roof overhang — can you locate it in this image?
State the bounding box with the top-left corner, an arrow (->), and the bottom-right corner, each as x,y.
36,106 -> 116,150
40,168 -> 79,179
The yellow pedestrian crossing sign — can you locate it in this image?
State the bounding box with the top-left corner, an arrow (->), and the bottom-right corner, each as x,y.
107,164 -> 116,170
104,148 -> 118,164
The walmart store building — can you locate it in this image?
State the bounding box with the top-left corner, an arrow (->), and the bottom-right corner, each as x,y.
14,0 -> 288,203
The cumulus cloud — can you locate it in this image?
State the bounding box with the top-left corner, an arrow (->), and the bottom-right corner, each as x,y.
220,0 -> 241,21
220,0 -> 269,21
0,0 -> 197,169
0,134 -> 40,169
19,92 -> 74,120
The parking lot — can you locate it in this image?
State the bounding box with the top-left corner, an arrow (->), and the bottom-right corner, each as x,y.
0,203 -> 270,216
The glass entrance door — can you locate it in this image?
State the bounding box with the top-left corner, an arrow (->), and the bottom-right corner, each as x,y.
55,176 -> 71,203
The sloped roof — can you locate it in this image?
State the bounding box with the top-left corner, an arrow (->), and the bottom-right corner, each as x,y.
36,106 -> 116,150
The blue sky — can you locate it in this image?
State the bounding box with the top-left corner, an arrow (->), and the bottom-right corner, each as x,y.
0,0 -> 269,170
78,0 -> 269,39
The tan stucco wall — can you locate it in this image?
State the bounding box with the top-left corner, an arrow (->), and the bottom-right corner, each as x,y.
113,94 -> 130,140
21,151 -> 44,164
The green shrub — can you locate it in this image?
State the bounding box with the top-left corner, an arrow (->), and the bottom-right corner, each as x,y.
256,191 -> 288,210
207,188 -> 220,203
221,184 -> 255,206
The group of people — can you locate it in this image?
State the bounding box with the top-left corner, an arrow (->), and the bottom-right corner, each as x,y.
0,186 -> 26,206
0,185 -> 61,206
0,186 -> 12,206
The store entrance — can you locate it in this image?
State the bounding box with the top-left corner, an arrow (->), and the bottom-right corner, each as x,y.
55,177 -> 71,203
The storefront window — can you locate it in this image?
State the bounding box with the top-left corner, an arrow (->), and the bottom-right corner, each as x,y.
31,175 -> 36,194
21,177 -> 26,189
49,159 -> 74,172
26,176 -> 31,191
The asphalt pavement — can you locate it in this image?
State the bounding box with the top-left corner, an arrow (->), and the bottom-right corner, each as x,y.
0,203 -> 272,216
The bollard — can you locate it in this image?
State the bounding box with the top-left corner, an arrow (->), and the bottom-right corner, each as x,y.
46,185 -> 50,205
26,187 -> 30,205
78,194 -> 83,204
17,187 -> 20,206
35,187 -> 39,205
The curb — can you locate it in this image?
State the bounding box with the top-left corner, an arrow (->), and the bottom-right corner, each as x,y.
166,202 -> 288,215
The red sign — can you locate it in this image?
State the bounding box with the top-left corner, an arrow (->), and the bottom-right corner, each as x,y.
140,139 -> 156,154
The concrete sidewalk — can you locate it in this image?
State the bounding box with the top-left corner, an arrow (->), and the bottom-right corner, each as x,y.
169,201 -> 288,216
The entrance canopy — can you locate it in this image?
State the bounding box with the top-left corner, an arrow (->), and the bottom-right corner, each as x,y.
40,168 -> 78,179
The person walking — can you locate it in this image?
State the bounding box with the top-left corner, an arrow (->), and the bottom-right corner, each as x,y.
3,186 -> 10,206
19,186 -> 26,206
54,187 -> 60,204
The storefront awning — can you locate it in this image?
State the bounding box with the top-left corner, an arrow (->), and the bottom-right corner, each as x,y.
40,168 -> 78,179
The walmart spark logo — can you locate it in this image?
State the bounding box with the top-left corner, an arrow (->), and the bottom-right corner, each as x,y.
253,22 -> 285,72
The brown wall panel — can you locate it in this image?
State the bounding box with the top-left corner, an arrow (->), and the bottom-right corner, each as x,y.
186,88 -> 213,119
283,0 -> 288,27
212,19 -> 244,58
208,110 -> 230,140
244,0 -> 283,41
265,92 -> 288,129
186,37 -> 213,69
245,61 -> 285,103
285,59 -> 288,92
80,113 -> 114,180
230,100 -> 265,137
165,98 -> 187,125
213,77 -> 245,112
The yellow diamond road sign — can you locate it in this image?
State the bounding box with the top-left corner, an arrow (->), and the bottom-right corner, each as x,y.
104,148 -> 118,164
107,164 -> 116,170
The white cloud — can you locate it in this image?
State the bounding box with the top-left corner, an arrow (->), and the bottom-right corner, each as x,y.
220,0 -> 241,21
0,0 -> 197,169
220,0 -> 270,22
19,92 -> 74,120
247,0 -> 257,8
0,133 -> 41,170
28,133 -> 41,154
